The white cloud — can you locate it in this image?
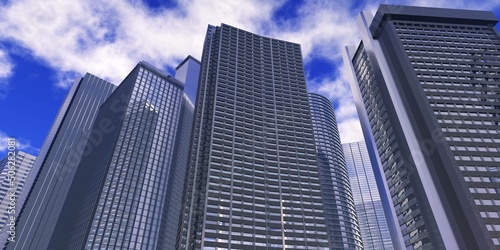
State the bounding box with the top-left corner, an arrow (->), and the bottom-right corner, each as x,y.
0,49 -> 13,79
337,118 -> 364,144
0,49 -> 14,98
308,66 -> 360,137
268,0 -> 362,62
309,74 -> 360,143
0,0 -> 496,87
0,0 -> 282,86
0,0 -> 497,142
0,131 -> 39,155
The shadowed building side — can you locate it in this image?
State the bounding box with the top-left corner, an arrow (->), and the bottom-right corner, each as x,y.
5,74 -> 116,250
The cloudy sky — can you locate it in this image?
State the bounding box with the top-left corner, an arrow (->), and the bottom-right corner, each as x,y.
0,0 -> 499,155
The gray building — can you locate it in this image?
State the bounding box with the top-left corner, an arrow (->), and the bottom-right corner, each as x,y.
344,5 -> 500,249
5,74 -> 116,250
47,61 -> 194,250
175,55 -> 201,103
0,151 -> 36,244
308,93 -> 363,249
343,141 -> 393,249
177,24 -> 330,249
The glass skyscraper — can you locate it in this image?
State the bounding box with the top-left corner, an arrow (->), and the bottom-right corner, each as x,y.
47,61 -> 194,250
344,5 -> 500,249
6,74 -> 116,250
175,55 -> 201,103
308,93 -> 363,249
343,141 -> 393,249
0,151 -> 36,244
177,24 -> 330,249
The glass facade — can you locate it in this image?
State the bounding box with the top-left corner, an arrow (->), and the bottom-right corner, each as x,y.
343,141 -> 393,249
177,24 -> 330,250
350,42 -> 438,249
308,93 -> 363,249
344,5 -> 500,250
47,62 -> 194,250
5,74 -> 116,250
0,151 -> 36,244
393,19 -> 500,247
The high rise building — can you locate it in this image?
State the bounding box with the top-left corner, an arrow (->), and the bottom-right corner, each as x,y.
6,74 -> 116,250
157,93 -> 194,249
343,141 -> 393,249
344,5 -> 500,249
175,55 -> 201,103
0,151 -> 36,243
177,24 -> 330,249
46,61 -> 194,250
308,93 -> 363,249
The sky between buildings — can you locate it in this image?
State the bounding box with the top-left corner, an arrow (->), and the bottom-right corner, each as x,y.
0,0 -> 499,155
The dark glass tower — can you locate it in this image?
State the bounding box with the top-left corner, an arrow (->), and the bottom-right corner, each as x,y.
177,24 -> 330,249
344,5 -> 500,249
343,141 -> 394,249
308,93 -> 363,249
6,74 -> 116,250
47,61 -> 194,250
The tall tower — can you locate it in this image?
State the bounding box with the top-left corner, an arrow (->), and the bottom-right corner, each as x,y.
0,151 -> 36,244
344,5 -> 500,249
177,24 -> 330,249
175,55 -> 201,103
6,74 -> 116,250
343,141 -> 394,249
47,61 -> 194,250
308,93 -> 363,249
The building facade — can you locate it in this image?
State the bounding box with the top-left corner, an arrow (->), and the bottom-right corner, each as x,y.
343,141 -> 393,249
47,61 -> 194,250
0,151 -> 36,244
344,5 -> 500,249
175,55 -> 201,103
6,74 -> 116,250
308,93 -> 363,249
177,24 -> 330,249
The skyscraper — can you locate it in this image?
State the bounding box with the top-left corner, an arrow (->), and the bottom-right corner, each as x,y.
343,141 -> 393,249
177,24 -> 330,249
308,93 -> 363,249
47,61 -> 194,250
6,74 -> 116,250
157,93 -> 194,249
175,55 -> 201,103
0,151 -> 36,244
344,5 -> 500,249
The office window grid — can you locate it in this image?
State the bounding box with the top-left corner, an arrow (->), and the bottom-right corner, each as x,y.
308,93 -> 363,250
394,20 -> 500,245
85,66 -> 183,249
343,142 -> 394,250
179,24 -> 330,250
352,43 -> 434,249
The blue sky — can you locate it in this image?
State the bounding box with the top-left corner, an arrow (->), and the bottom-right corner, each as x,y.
0,0 -> 499,156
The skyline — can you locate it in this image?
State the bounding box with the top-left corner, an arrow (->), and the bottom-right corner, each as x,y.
0,3 -> 498,249
1,0 -> 500,156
